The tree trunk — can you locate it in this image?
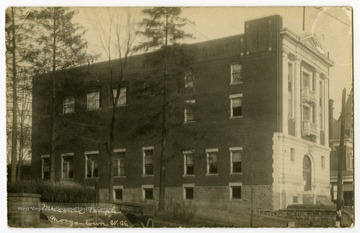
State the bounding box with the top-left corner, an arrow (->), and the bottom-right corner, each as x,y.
50,8 -> 57,183
17,118 -> 24,181
10,7 -> 18,185
158,11 -> 169,211
108,104 -> 117,203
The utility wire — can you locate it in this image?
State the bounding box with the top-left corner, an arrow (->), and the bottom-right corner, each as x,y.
314,7 -> 350,27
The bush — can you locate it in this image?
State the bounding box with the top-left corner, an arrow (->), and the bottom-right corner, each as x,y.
8,180 -> 96,203
166,200 -> 197,222
287,204 -> 336,211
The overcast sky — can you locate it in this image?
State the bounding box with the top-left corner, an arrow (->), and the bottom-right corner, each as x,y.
74,7 -> 352,119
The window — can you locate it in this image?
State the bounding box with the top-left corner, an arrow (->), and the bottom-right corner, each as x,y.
184,100 -> 195,123
87,91 -> 100,110
303,104 -> 315,123
231,63 -> 242,84
61,153 -> 74,179
303,155 -> 312,191
303,71 -> 312,89
142,185 -> 154,200
229,183 -> 242,200
113,186 -> 123,201
63,97 -> 75,114
184,151 -> 194,175
85,151 -> 99,178
206,149 -> 218,175
229,94 -> 243,117
185,71 -> 194,88
113,149 -> 126,177
321,156 -> 325,168
230,147 -> 242,173
290,148 -> 295,161
41,155 -> 50,179
143,147 -> 154,176
183,184 -> 194,200
112,87 -> 127,107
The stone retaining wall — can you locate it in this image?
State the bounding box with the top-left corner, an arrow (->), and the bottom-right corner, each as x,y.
8,193 -> 41,227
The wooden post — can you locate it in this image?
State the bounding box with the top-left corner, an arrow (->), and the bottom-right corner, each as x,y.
336,88 -> 346,226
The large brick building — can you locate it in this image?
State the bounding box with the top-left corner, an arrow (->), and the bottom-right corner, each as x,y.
31,15 -> 334,214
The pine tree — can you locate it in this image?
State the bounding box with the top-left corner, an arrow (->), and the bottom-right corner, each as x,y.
137,7 -> 193,211
29,7 -> 89,182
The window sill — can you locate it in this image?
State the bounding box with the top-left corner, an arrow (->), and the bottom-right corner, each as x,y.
142,175 -> 154,177
114,176 -> 126,178
86,108 -> 102,111
229,82 -> 243,85
184,198 -> 194,201
230,198 -> 242,202
183,174 -> 195,177
229,116 -> 243,119
85,177 -> 98,180
108,105 -> 127,109
62,112 -> 75,115
60,178 -> 74,181
205,174 -> 219,176
229,172 -> 243,175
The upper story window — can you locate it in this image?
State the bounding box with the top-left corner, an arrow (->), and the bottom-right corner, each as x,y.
61,153 -> 74,179
87,91 -> 100,110
231,63 -> 242,84
184,100 -> 195,123
206,148 -> 218,175
63,97 -> 75,114
230,147 -> 242,174
113,149 -> 126,177
143,147 -> 154,176
302,69 -> 314,91
112,87 -> 127,107
185,71 -> 194,88
85,151 -> 99,178
303,103 -> 315,123
229,94 -> 243,118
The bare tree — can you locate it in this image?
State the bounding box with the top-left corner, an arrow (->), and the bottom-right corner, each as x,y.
89,8 -> 138,202
6,7 -> 35,184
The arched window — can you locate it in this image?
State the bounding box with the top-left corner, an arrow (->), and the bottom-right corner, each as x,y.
303,155 -> 312,191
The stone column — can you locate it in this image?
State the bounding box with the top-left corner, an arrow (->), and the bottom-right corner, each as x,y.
324,75 -> 330,147
294,59 -> 302,138
314,70 -> 320,143
282,50 -> 289,135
